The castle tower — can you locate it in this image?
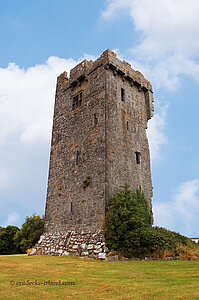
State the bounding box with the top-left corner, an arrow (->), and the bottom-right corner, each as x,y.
33,50 -> 154,259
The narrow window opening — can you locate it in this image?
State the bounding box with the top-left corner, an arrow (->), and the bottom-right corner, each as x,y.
76,150 -> 80,165
72,95 -> 78,110
136,152 -> 141,164
72,99 -> 75,110
75,96 -> 79,109
79,92 -> 82,107
121,88 -> 125,102
94,113 -> 98,125
127,121 -> 129,130
72,92 -> 82,110
70,202 -> 73,213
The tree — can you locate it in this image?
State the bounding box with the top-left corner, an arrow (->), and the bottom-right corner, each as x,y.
14,214 -> 44,253
105,183 -> 151,258
0,225 -> 20,254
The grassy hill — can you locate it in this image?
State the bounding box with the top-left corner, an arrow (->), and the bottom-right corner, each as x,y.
0,255 -> 199,299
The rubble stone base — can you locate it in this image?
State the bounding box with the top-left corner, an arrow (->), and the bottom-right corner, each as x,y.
30,230 -> 107,260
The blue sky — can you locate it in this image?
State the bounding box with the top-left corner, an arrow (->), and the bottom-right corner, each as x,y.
1,0 -> 199,237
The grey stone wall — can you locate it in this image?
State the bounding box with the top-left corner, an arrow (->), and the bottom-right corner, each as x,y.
39,49 -> 154,259
45,60 -> 107,233
31,231 -> 106,259
105,63 -> 153,212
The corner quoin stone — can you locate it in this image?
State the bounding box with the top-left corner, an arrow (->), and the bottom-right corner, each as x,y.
32,49 -> 154,259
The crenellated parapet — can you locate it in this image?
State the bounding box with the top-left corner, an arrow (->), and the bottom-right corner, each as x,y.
56,49 -> 154,120
101,49 -> 154,120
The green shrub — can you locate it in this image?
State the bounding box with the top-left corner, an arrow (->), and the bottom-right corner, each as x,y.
105,183 -> 152,258
137,227 -> 193,258
14,214 -> 44,253
0,225 -> 20,254
105,184 -> 194,258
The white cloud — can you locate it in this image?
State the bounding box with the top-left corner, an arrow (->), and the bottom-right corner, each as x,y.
153,179 -> 199,236
0,56 -> 77,148
3,212 -> 20,227
102,0 -> 199,90
147,104 -> 168,161
101,0 -> 130,20
0,56 -> 80,226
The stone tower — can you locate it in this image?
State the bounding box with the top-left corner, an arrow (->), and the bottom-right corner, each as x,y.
33,49 -> 154,259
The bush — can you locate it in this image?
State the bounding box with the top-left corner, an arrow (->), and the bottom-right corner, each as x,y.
14,214 -> 44,253
137,227 -> 193,258
105,184 -> 195,258
105,184 -> 152,258
0,225 -> 20,254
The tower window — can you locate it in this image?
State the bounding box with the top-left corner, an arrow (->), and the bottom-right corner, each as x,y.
94,113 -> 98,125
72,95 -> 78,110
79,92 -> 82,106
70,202 -> 73,213
76,150 -> 80,165
72,92 -> 82,110
127,121 -> 129,130
135,152 -> 141,164
121,88 -> 125,102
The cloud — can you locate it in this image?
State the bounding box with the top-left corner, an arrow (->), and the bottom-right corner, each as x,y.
102,0 -> 199,90
0,56 -> 77,148
153,179 -> 199,236
147,104 -> 168,161
3,212 -> 20,227
0,56 -> 79,226
101,0 -> 130,20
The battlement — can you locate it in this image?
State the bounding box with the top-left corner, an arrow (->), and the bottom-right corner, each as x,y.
103,51 -> 152,92
57,49 -> 153,94
56,71 -> 68,90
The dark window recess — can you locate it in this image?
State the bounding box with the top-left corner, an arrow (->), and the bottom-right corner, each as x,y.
72,98 -> 75,110
72,92 -> 82,110
72,95 -> 78,110
127,121 -> 129,130
136,152 -> 141,164
79,92 -> 82,106
70,202 -> 73,213
76,150 -> 80,165
121,88 -> 125,102
94,113 -> 98,125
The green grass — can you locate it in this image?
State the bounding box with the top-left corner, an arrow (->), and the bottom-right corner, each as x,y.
0,255 -> 199,299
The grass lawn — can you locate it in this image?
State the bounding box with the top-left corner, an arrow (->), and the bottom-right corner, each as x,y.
0,255 -> 199,299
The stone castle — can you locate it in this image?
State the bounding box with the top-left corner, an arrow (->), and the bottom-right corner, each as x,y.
32,49 -> 154,259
